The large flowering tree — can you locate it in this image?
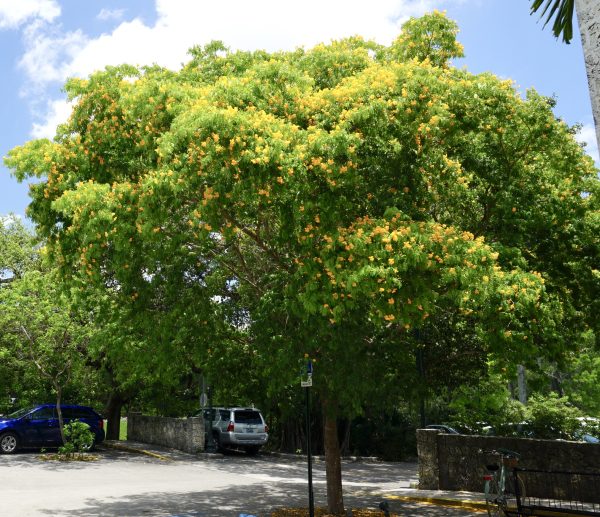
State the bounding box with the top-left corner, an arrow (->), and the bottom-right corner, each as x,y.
6,12 -> 598,513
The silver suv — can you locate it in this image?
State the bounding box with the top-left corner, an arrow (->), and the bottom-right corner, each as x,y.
202,407 -> 268,455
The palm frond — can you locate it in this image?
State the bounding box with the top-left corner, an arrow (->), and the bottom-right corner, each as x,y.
530,0 -> 575,44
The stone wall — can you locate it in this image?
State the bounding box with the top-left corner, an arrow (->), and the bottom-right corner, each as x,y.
417,429 -> 600,501
127,413 -> 205,454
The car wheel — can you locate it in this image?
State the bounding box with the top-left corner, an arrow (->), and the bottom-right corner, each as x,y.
0,432 -> 19,454
245,445 -> 260,456
81,439 -> 95,452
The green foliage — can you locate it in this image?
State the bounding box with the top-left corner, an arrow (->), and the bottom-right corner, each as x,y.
0,216 -> 40,281
560,342 -> 600,415
350,408 -> 417,460
579,418 -> 600,439
0,217 -> 103,411
525,392 -> 582,439
57,420 -> 95,459
390,10 -> 464,67
447,373 -> 526,434
530,0 -> 575,43
64,420 -> 95,450
3,11 -> 599,505
0,269 -> 91,397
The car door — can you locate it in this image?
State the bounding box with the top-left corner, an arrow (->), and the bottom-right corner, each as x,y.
64,407 -> 99,439
26,407 -> 61,446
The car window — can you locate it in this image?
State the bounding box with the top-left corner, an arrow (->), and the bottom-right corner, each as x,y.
30,407 -> 55,420
234,410 -> 262,424
219,410 -> 230,420
62,407 -> 93,419
7,407 -> 34,419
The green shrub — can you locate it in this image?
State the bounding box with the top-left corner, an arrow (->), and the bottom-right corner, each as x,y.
525,393 -> 582,440
59,420 -> 95,458
447,375 -> 526,434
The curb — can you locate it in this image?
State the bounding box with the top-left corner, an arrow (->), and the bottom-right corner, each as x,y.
101,441 -> 173,461
385,494 -> 488,513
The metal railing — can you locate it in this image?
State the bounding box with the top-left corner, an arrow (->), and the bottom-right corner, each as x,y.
514,468 -> 600,516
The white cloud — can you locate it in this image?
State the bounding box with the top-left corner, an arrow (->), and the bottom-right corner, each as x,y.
0,0 -> 60,29
31,98 -> 73,139
19,24 -> 88,87
97,8 -> 125,22
575,123 -> 600,165
16,0 -> 453,137
22,0 -> 440,88
64,18 -> 176,79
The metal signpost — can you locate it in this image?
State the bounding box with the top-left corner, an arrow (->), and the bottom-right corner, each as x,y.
301,360 -> 315,517
205,385 -> 216,453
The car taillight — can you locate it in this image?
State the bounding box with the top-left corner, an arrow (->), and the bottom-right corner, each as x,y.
99,419 -> 104,430
226,421 -> 234,432
483,474 -> 493,481
264,424 -> 269,433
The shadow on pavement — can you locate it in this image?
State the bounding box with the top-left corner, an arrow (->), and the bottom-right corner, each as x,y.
34,482 -> 477,517
36,484 -> 309,517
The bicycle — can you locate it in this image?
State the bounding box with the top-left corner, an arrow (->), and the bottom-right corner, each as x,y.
481,448 -> 526,516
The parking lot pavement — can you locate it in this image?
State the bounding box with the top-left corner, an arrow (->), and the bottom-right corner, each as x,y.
0,446 -> 481,516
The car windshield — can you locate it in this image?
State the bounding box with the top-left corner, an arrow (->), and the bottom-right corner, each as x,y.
6,407 -> 34,419
234,411 -> 262,424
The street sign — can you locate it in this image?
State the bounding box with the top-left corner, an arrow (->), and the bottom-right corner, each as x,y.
301,376 -> 313,388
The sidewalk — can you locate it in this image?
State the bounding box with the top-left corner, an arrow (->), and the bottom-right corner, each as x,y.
101,440 -> 489,513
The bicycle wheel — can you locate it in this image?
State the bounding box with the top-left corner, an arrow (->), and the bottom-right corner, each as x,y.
485,478 -> 502,517
513,473 -> 526,502
506,471 -> 526,498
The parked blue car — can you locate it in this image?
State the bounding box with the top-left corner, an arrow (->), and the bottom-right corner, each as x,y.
0,404 -> 105,454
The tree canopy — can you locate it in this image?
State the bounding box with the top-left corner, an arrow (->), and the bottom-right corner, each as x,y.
5,11 -> 599,513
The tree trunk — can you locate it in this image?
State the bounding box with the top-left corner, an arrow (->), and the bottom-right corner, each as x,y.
54,385 -> 66,445
104,390 -> 125,440
575,0 -> 600,153
323,401 -> 345,515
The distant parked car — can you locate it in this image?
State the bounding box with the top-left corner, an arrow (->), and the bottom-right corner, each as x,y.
0,404 -> 105,454
573,417 -> 600,443
192,407 -> 268,455
573,432 -> 600,444
425,424 -> 460,434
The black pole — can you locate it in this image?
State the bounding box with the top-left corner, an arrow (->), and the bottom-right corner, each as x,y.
205,385 -> 216,452
417,347 -> 426,428
305,386 -> 314,517
414,327 -> 426,428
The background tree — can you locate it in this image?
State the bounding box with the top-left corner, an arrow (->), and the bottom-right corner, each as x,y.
0,268 -> 94,444
0,217 -> 43,412
0,216 -> 39,283
6,11 -> 599,514
0,217 -> 104,418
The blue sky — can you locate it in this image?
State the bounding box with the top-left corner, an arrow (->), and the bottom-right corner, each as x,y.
1,0 -> 597,221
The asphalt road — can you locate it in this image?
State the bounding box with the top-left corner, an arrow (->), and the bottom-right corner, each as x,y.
0,447 -> 479,516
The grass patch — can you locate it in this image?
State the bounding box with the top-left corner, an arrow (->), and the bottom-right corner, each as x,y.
120,418 -> 127,440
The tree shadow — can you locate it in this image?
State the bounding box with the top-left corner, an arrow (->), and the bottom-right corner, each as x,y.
36,484 -> 313,516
